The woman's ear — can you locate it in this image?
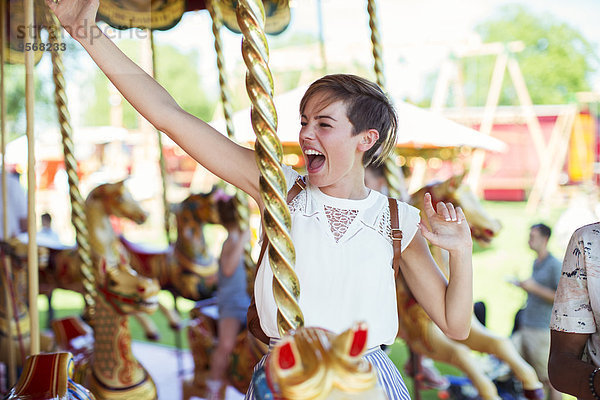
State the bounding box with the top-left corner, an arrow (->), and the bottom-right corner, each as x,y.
358,129 -> 380,152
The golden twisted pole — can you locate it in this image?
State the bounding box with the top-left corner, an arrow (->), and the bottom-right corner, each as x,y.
207,0 -> 254,277
149,32 -> 173,246
236,0 -> 303,336
367,0 -> 403,199
367,0 -> 385,89
47,14 -> 96,312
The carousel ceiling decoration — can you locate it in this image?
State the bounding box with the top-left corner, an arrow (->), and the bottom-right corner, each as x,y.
96,0 -> 290,33
2,0 -> 46,64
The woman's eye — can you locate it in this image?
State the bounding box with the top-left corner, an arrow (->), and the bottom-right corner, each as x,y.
319,123 -> 331,128
300,121 -> 307,126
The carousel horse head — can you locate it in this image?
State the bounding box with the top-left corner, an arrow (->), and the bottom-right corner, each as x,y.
86,180 -> 148,225
254,322 -> 387,400
5,352 -> 95,400
175,187 -> 223,244
412,173 -> 501,246
170,188 -> 224,300
96,257 -> 160,315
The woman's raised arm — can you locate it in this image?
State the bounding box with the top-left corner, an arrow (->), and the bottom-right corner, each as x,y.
46,0 -> 261,202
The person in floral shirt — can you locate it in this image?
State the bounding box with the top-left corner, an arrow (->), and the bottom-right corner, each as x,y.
549,222 -> 600,398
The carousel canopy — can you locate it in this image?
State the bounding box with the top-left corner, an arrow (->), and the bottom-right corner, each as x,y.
96,0 -> 290,32
209,85 -> 507,153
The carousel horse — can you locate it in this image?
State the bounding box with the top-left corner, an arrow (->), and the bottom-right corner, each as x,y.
401,173 -> 544,400
253,322 -> 387,400
0,239 -> 56,379
182,302 -> 267,400
120,189 -> 221,304
0,240 -> 34,374
4,352 -> 96,400
38,181 -> 148,311
69,258 -> 160,400
39,181 -> 205,339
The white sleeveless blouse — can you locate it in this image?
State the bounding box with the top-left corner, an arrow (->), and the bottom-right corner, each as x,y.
255,165 -> 420,348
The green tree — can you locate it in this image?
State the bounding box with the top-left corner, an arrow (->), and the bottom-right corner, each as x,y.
4,37 -> 87,144
461,5 -> 599,106
4,62 -> 54,142
84,40 -> 216,128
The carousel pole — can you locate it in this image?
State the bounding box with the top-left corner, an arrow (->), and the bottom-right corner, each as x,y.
236,0 -> 303,335
207,0 -> 254,281
366,0 -> 404,200
46,13 -> 96,315
24,0 -> 39,355
0,0 -> 18,387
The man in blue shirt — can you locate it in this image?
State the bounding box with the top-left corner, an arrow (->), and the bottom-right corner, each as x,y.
510,223 -> 562,400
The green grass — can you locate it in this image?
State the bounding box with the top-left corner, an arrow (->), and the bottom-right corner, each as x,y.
37,199 -> 570,399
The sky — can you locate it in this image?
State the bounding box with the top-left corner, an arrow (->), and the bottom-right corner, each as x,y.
147,0 -> 600,102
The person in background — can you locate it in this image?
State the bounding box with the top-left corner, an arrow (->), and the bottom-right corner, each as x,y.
206,191 -> 252,400
509,223 -> 561,400
37,212 -> 62,247
0,169 -> 27,240
549,222 -> 600,399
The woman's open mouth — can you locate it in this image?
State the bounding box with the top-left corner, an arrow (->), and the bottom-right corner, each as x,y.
305,149 -> 326,173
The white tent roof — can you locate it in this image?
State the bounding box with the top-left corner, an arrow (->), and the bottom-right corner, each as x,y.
209,86 -> 507,153
394,100 -> 507,152
5,126 -> 131,164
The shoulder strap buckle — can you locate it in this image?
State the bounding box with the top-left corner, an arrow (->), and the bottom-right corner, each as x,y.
391,228 -> 403,241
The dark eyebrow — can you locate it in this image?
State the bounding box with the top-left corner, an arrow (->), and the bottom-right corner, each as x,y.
316,115 -> 337,121
300,114 -> 337,121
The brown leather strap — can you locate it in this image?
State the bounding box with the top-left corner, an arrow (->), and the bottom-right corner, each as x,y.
388,197 -> 403,279
255,176 -> 306,274
389,197 -> 417,303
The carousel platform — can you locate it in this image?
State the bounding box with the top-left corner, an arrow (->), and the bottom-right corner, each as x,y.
132,341 -> 245,400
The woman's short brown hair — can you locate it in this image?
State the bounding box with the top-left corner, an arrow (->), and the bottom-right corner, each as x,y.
299,74 -> 398,167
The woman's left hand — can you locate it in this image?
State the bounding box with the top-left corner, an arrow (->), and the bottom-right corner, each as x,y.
418,192 -> 472,253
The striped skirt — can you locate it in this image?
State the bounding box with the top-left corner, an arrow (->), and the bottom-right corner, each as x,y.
244,346 -> 411,400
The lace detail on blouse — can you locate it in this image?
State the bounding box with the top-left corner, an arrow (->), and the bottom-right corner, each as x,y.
324,205 -> 359,243
375,203 -> 393,244
288,190 -> 307,214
